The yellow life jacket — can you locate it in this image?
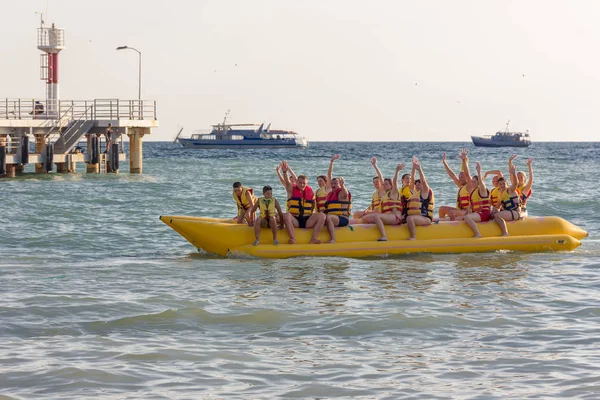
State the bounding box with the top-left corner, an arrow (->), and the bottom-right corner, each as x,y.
456,184 -> 470,210
286,185 -> 315,217
369,191 -> 383,213
518,185 -> 532,212
407,189 -> 435,220
233,187 -> 256,211
315,186 -> 328,213
324,188 -> 352,216
381,190 -> 403,214
470,188 -> 491,213
259,197 -> 277,219
500,191 -> 521,211
400,185 -> 413,216
490,187 -> 500,207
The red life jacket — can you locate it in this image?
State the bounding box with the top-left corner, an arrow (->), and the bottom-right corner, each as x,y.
287,185 -> 315,216
325,188 -> 352,216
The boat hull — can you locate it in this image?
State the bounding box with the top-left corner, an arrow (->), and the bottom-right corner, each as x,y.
160,215 -> 587,259
178,138 -> 307,149
471,136 -> 530,147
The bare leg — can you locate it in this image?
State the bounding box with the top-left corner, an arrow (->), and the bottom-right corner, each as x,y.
326,216 -> 337,243
464,214 -> 482,238
374,215 -> 387,241
495,214 -> 509,236
407,216 -> 416,240
308,213 -> 326,244
284,213 -> 297,244
253,218 -> 261,245
269,216 -> 279,244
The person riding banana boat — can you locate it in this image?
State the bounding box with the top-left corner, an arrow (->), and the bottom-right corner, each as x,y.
315,154 -> 339,213
438,148 -> 473,221
280,160 -> 326,244
406,156 -> 435,240
324,176 -> 352,243
493,163 -> 523,236
250,185 -> 285,246
232,181 -> 256,225
484,169 -> 504,207
463,161 -> 492,238
510,155 -> 534,218
362,162 -> 406,241
353,157 -> 387,219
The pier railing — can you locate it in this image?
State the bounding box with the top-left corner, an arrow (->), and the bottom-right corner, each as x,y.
0,99 -> 157,121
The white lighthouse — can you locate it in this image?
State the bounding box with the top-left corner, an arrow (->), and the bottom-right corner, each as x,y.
37,20 -> 65,117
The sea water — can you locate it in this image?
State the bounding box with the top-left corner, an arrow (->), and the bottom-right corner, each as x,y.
1,142 -> 599,399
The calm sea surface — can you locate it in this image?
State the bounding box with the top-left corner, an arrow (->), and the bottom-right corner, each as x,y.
1,142 -> 599,399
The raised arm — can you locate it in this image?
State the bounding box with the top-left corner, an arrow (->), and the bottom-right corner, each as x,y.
371,156 -> 384,184
327,154 -> 340,191
442,152 -> 461,187
392,163 -> 404,196
484,170 -> 503,180
508,154 -> 518,173
276,164 -> 286,187
460,148 -> 472,182
288,165 -> 298,184
280,161 -> 294,194
508,163 -> 518,193
522,158 -> 534,194
409,160 -> 416,193
414,156 -> 430,198
475,162 -> 487,197
339,177 -> 349,200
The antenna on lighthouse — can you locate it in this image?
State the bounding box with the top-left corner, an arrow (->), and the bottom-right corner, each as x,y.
35,12 -> 45,27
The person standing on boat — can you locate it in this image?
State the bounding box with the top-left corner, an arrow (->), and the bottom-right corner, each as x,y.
324,177 -> 352,243
406,157 -> 435,240
493,163 -> 523,236
315,154 -> 339,213
280,161 -> 326,244
250,185 -> 284,246
354,157 -> 387,219
511,155 -> 534,218
363,163 -> 406,241
232,182 -> 257,225
438,149 -> 472,220
463,162 -> 492,238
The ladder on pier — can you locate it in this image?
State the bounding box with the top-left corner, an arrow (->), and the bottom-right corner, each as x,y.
99,154 -> 107,173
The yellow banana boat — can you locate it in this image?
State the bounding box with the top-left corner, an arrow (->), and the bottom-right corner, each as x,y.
160,215 -> 588,258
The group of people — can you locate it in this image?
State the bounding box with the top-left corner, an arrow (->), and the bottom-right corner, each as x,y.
232,149 -> 533,245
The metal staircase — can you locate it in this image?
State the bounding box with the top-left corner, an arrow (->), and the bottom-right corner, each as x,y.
53,119 -> 95,154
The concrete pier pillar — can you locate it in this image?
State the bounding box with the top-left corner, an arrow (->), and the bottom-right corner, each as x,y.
35,135 -> 46,174
85,134 -> 98,174
127,128 -> 146,174
56,163 -> 68,173
5,164 -> 16,178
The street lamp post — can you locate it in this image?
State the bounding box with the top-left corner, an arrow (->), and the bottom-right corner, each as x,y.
116,46 -> 142,101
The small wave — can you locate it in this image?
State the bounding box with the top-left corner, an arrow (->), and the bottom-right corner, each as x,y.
84,308 -> 287,332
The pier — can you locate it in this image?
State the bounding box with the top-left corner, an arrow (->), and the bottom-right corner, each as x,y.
0,20 -> 158,178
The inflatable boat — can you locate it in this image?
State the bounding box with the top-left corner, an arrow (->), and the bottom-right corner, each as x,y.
159,215 -> 588,259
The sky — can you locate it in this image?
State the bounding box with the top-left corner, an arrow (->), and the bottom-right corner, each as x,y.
1,0 -> 599,142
